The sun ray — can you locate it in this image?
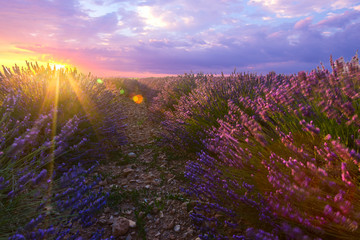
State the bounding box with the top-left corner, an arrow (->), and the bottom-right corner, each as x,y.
66,73 -> 102,138
45,70 -> 59,227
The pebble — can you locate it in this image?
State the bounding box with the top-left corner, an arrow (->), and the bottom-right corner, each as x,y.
152,206 -> 159,214
99,179 -> 107,186
174,225 -> 181,232
123,168 -> 134,177
138,211 -> 145,218
99,218 -> 107,224
163,219 -> 175,230
128,219 -> 136,228
128,152 -> 136,158
124,209 -> 132,215
183,229 -> 194,237
112,217 -> 130,236
181,202 -> 188,211
153,179 -> 161,185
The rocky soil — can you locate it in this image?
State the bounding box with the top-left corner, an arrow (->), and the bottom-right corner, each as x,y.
82,96 -> 200,240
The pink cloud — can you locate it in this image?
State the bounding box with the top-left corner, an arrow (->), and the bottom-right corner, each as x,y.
316,10 -> 360,28
294,17 -> 313,30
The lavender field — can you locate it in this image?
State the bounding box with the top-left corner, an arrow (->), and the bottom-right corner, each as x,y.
144,54 -> 360,240
1,54 -> 360,240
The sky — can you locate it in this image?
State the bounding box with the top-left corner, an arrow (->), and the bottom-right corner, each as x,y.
0,0 -> 360,77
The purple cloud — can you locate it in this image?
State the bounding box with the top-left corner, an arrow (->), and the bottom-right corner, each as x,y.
1,0 -> 359,77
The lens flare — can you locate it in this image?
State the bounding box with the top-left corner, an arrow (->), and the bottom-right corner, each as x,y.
132,94 -> 143,104
119,89 -> 125,95
97,78 -> 103,84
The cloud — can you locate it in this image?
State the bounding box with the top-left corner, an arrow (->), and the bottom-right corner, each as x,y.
294,17 -> 313,30
0,0 -> 125,50
316,10 -> 360,28
1,0 -> 359,77
248,0 -> 360,18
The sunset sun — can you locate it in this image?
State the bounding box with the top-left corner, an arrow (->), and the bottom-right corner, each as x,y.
48,62 -> 69,70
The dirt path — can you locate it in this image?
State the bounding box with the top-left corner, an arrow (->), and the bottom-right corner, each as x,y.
87,96 -> 199,240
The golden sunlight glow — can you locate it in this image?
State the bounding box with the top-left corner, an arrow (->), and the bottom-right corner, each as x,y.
48,61 -> 72,71
51,63 -> 66,70
0,42 -> 78,73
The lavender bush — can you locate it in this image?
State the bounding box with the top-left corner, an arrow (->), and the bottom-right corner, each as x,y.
155,71 -> 291,154
0,63 -> 126,239
147,73 -> 200,123
150,54 -> 360,239
1,62 -> 127,160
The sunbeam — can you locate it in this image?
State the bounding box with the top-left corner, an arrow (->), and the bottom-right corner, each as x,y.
45,69 -> 59,228
66,73 -> 102,138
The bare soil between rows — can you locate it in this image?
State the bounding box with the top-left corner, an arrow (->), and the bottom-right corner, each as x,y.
80,96 -> 200,240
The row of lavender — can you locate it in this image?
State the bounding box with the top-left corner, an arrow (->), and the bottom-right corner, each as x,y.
0,62 -> 126,239
147,55 -> 360,239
